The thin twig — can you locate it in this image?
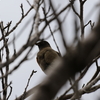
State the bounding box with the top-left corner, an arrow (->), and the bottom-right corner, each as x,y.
20,4 -> 24,18
21,70 -> 37,99
49,0 -> 68,51
0,6 -> 34,41
6,86 -> 12,100
42,6 -> 61,55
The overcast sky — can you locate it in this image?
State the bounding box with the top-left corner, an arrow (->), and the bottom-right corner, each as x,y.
0,0 -> 100,100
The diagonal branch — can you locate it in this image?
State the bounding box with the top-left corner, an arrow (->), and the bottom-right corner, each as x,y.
30,16 -> 100,100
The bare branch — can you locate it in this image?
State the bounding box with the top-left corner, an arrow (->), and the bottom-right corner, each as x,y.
21,70 -> 37,99
0,6 -> 34,41
6,86 -> 12,100
30,18 -> 100,100
42,6 -> 61,55
20,4 -> 24,18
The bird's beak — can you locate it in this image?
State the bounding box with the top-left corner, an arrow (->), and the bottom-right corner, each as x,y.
35,40 -> 41,46
35,42 -> 40,46
35,39 -> 44,45
35,43 -> 38,45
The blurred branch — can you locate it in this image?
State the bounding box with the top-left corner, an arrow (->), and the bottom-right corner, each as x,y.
40,1 -> 73,23
0,82 -> 12,94
85,2 -> 100,21
42,6 -> 61,55
12,34 -> 16,56
57,82 -> 100,100
30,16 -> 100,100
0,22 -> 10,99
0,0 -> 99,100
26,0 -> 32,7
87,60 -> 100,85
71,72 -> 100,100
0,45 -> 36,79
49,0 -> 68,51
58,64 -> 91,100
15,84 -> 40,100
71,0 -> 87,39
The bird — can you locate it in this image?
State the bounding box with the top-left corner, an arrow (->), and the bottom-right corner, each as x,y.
36,41 -> 60,74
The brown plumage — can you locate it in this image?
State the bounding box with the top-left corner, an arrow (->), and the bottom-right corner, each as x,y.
36,41 -> 60,73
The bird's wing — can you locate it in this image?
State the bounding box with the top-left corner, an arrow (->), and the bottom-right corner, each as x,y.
36,47 -> 60,71
44,49 -> 60,64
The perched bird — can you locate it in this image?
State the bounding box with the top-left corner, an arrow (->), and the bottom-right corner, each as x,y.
36,41 -> 60,74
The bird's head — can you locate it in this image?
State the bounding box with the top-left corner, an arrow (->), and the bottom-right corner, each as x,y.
35,41 -> 51,50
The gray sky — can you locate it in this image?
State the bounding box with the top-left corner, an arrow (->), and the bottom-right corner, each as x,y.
0,0 -> 100,99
